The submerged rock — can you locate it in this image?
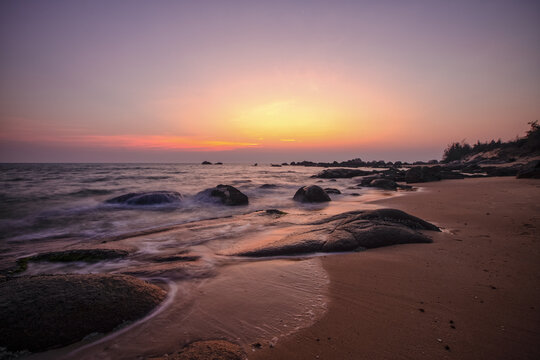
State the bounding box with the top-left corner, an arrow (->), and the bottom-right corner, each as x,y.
106,191 -> 182,205
293,185 -> 331,203
196,184 -> 248,206
234,209 -> 439,257
324,187 -> 341,194
0,274 -> 166,352
259,184 -> 278,189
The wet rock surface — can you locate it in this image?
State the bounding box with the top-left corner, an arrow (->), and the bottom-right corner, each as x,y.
293,185 -> 331,203
106,191 -> 182,205
196,184 -> 249,206
234,209 -> 439,257
6,249 -> 129,274
0,274 -> 166,352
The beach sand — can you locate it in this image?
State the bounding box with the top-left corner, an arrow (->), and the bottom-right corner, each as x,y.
252,177 -> 540,360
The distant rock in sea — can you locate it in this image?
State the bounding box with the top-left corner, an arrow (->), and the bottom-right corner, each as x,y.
106,191 -> 182,205
293,185 -> 331,203
0,274 -> 166,352
315,168 -> 375,179
233,209 -> 439,257
201,161 -> 212,165
196,184 -> 249,206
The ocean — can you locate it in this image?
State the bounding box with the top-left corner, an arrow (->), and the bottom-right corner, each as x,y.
0,163 -> 396,359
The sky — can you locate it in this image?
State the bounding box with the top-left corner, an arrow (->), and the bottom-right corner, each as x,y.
1,0 -> 539,163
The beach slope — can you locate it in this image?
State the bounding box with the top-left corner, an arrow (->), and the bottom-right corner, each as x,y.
252,177 -> 540,360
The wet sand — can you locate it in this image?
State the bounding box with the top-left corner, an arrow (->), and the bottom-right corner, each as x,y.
252,177 -> 540,360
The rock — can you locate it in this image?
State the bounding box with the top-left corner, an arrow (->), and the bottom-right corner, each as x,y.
215,162 -> 223,165
324,188 -> 341,194
0,274 -> 166,352
485,166 -> 519,177
368,178 -> 398,190
154,340 -> 246,360
264,209 -> 287,215
293,185 -> 331,203
196,185 -> 248,206
271,164 -> 282,167
106,191 -> 182,205
201,161 -> 212,165
315,168 -> 374,179
405,166 -> 442,183
516,160 -> 540,178
234,209 -> 438,257
259,184 -> 278,189
439,171 -> 465,180
15,249 -> 129,273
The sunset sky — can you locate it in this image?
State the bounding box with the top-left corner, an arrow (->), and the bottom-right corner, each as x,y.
1,0 -> 539,163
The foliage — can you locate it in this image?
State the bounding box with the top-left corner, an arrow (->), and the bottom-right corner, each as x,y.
442,121 -> 540,163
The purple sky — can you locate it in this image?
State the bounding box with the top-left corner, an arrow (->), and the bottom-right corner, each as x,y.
1,0 -> 539,163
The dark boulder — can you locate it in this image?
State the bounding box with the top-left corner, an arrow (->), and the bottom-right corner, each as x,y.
0,274 -> 166,352
293,185 -> 331,203
196,185 -> 248,206
201,161 -> 212,165
106,191 -> 182,205
315,168 -> 374,179
234,209 -> 439,257
405,166 -> 442,183
517,160 -> 540,179
324,188 -> 341,194
368,178 -> 398,190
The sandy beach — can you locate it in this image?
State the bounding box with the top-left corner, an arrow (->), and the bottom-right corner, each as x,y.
252,177 -> 540,360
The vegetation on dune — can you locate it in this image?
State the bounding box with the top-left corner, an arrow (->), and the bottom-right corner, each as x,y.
442,121 -> 540,163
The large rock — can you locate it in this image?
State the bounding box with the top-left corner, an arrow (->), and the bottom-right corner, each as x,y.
0,274 -> 166,352
234,209 -> 439,257
517,160 -> 540,179
315,168 -> 374,179
293,185 -> 331,203
196,185 -> 248,206
405,166 -> 442,183
106,191 -> 182,205
368,178 -> 398,190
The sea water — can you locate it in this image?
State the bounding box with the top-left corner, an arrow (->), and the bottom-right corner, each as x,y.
0,163 -> 395,359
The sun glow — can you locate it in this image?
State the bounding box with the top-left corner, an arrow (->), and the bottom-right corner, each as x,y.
230,100 -> 354,146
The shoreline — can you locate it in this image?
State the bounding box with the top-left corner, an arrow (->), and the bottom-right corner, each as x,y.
252,177 -> 540,359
